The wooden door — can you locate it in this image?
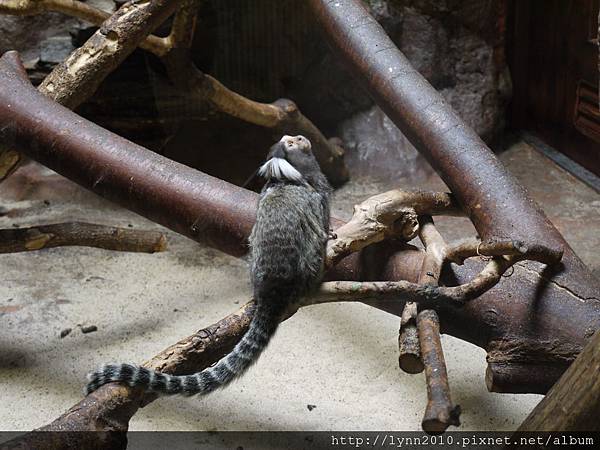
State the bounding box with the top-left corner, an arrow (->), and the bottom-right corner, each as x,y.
509,0 -> 600,175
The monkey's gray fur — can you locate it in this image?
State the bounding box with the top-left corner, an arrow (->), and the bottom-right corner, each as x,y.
85,135 -> 331,397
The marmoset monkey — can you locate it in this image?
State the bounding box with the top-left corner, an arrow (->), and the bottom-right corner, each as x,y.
85,135 -> 331,396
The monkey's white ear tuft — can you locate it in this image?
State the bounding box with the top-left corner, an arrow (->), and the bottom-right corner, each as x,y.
258,157 -> 303,181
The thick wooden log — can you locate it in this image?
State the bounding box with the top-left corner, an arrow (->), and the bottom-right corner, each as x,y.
518,330 -> 600,431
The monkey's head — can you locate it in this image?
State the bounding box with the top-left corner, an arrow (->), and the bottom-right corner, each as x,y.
258,135 -> 329,192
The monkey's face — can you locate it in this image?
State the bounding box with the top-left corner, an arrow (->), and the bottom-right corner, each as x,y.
258,135 -> 322,185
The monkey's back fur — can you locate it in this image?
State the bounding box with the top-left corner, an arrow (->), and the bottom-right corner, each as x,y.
85,135 -> 330,397
251,183 -> 328,303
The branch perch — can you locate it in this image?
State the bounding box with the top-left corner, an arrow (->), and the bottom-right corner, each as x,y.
0,41 -> 596,442
163,50 -> 348,185
415,217 -> 460,434
418,309 -> 461,433
37,0 -> 183,109
0,189 -> 560,443
0,0 -> 349,185
0,0 -> 192,57
326,190 -> 461,268
0,222 -> 167,253
310,243 -> 560,307
0,0 -> 184,182
517,329 -> 600,432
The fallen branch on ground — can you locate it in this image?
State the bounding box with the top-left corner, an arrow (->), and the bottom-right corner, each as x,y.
0,222 -> 167,253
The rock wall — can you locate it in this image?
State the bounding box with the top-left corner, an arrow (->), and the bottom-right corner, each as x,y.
337,0 -> 511,181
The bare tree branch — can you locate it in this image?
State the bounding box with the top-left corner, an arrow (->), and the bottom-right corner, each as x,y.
0,222 -> 167,253
38,0 -> 183,109
444,239 -> 556,265
326,190 -> 461,268
0,0 -> 349,185
311,247 -> 558,307
0,182 -> 565,445
418,309 -> 461,433
517,329 -> 600,432
0,0 -> 179,56
398,301 -> 423,374
166,0 -> 201,52
0,0 -> 184,182
415,217 -> 460,434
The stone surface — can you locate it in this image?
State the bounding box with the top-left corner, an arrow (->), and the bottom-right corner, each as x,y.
0,1 -> 115,85
0,13 -> 77,64
337,106 -> 433,183
0,141 -> 597,432
198,0 -> 509,140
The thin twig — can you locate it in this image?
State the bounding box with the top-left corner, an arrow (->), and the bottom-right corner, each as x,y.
0,222 -> 167,253
166,0 -> 201,51
308,247 -> 550,307
444,239 -> 561,265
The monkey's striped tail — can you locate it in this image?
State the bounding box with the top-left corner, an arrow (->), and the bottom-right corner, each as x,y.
84,302 -> 281,397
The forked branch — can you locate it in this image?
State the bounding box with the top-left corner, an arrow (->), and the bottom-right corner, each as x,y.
0,0 -> 348,185
326,190 -> 461,268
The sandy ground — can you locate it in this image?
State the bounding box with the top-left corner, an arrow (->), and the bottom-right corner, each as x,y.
0,141 -> 598,431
